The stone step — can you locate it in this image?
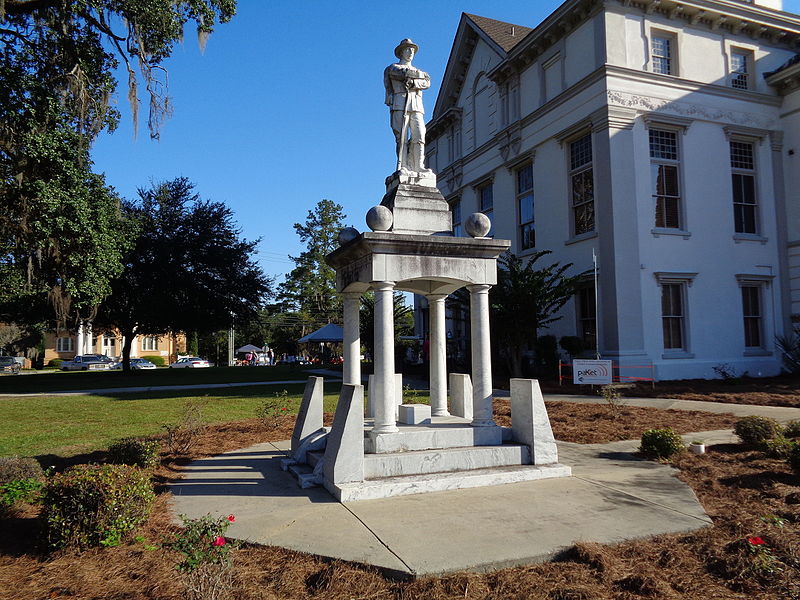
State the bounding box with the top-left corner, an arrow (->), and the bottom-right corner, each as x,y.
365,424 -> 504,453
307,450 -> 324,469
288,463 -> 322,489
327,463 -> 573,502
363,444 -> 530,478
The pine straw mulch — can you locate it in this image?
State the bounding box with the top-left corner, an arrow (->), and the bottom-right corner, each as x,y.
1,404 -> 798,600
545,373 -> 800,408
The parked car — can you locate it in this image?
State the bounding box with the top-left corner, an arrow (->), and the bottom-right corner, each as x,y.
110,358 -> 157,370
0,356 -> 21,375
168,357 -> 210,369
60,355 -> 113,371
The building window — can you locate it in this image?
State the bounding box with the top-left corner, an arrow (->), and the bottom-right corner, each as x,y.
517,164 -> 535,250
730,50 -> 752,90
576,284 -> 597,351
731,140 -> 758,234
661,283 -> 686,350
741,285 -> 763,348
651,33 -> 676,75
569,134 -> 594,236
450,198 -> 462,237
142,337 -> 158,352
56,337 -> 74,353
102,336 -> 116,352
650,129 -> 681,229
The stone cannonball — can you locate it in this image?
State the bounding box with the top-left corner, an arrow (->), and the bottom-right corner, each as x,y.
366,205 -> 393,232
465,212 -> 491,237
337,227 -> 359,245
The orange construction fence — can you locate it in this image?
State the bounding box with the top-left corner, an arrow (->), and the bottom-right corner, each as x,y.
558,362 -> 655,388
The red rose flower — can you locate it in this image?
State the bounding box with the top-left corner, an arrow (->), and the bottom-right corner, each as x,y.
747,536 -> 766,546
212,536 -> 226,547
227,514 -> 235,522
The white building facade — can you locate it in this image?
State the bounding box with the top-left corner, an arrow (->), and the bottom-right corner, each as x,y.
425,0 -> 800,380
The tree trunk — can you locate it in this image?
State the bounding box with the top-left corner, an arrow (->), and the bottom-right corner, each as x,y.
119,326 -> 136,372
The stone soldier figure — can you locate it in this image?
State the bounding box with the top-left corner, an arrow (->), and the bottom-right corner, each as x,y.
384,38 -> 431,174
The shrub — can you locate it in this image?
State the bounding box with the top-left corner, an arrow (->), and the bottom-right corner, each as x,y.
759,435 -> 797,459
42,464 -> 154,550
167,513 -> 237,573
47,358 -> 63,368
0,478 -> 44,514
141,355 -> 166,367
0,456 -> 44,486
783,420 -> 800,439
558,336 -> 585,358
600,385 -> 626,415
163,401 -> 206,455
640,428 -> 685,459
108,438 -> 161,469
256,390 -> 289,429
734,416 -> 783,445
789,445 -> 800,476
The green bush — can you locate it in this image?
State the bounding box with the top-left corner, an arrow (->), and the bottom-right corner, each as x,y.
734,416 -> 783,445
789,445 -> 800,476
108,438 -> 161,469
783,420 -> 800,439
759,435 -> 797,459
140,355 -> 166,367
167,513 -> 237,572
47,359 -> 63,368
559,336 -> 585,358
0,478 -> 44,513
640,428 -> 685,459
42,464 -> 154,550
0,456 -> 44,486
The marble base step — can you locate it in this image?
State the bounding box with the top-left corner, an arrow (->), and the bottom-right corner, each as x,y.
366,423 -> 503,453
363,444 -> 530,478
326,463 -> 573,502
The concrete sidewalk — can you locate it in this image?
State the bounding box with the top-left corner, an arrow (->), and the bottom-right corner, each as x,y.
544,393 -> 800,422
170,434 -> 715,578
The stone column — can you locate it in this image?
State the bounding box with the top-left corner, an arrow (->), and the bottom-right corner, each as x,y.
427,294 -> 449,416
372,282 -> 398,434
76,322 -> 85,357
468,284 -> 495,427
342,292 -> 361,386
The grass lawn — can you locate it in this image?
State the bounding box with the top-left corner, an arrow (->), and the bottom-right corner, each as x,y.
0,365 -> 332,394
0,382 -> 346,458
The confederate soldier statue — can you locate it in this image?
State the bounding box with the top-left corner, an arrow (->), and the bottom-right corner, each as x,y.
384,38 -> 431,174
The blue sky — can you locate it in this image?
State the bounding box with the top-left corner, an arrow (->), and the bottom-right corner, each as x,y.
90,0 -> 800,284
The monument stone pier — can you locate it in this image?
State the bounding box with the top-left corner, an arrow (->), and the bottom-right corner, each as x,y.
281,39 -> 571,501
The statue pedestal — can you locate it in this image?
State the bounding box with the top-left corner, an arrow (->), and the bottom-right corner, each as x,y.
381,173 -> 451,236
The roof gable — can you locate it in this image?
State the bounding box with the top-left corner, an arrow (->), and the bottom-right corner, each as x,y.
432,13 -> 530,120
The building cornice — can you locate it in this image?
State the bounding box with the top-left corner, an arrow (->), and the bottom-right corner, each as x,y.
765,61 -> 800,94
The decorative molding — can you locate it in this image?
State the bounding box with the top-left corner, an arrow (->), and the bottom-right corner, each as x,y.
643,113 -> 694,133
723,124 -> 769,142
770,130 -> 784,152
736,273 -> 775,286
503,150 -> 536,173
653,271 -> 698,286
606,90 -> 778,130
592,105 -> 637,132
495,122 -> 523,163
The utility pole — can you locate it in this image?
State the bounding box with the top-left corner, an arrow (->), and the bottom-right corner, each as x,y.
228,313 -> 235,367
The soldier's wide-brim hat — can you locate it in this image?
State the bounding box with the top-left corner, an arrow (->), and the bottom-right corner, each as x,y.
394,38 -> 419,58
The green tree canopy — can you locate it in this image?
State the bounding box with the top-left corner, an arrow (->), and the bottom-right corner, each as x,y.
94,177 -> 271,370
0,0 -> 236,326
279,199 -> 346,325
490,250 -> 581,378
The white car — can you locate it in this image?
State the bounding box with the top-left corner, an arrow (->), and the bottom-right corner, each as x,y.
169,357 -> 210,369
111,358 -> 157,370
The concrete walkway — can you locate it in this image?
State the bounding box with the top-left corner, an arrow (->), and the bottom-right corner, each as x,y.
170,432 -> 719,578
